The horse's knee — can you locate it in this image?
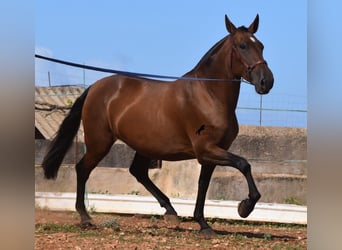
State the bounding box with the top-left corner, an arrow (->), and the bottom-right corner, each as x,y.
237,159 -> 251,175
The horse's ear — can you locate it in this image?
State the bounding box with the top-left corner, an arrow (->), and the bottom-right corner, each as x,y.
248,14 -> 259,34
225,15 -> 237,34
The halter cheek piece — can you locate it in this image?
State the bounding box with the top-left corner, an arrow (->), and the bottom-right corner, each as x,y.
231,43 -> 267,74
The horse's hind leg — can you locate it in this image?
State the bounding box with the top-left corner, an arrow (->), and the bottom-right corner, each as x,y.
75,137 -> 114,228
129,153 -> 179,224
75,157 -> 94,227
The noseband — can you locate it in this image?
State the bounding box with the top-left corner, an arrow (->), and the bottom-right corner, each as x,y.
231,43 -> 267,74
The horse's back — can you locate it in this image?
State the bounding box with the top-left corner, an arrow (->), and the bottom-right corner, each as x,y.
82,75 -> 195,160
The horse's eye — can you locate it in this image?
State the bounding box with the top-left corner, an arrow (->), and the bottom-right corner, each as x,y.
239,43 -> 247,50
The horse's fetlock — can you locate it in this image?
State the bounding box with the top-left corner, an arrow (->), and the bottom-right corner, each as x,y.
251,192 -> 261,201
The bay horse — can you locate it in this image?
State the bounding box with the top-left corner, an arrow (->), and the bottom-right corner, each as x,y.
42,14 -> 274,235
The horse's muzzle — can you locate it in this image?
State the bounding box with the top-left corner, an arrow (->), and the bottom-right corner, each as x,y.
254,68 -> 274,95
255,77 -> 273,94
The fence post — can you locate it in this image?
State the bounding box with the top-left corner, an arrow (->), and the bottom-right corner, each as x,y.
83,63 -> 86,88
259,95 -> 263,126
48,71 -> 51,87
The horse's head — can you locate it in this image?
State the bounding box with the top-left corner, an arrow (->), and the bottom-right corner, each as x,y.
225,14 -> 274,94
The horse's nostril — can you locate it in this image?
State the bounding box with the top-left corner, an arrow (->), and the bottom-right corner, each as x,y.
260,79 -> 266,87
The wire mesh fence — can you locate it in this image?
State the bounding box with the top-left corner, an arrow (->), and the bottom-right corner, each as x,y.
35,59 -> 307,128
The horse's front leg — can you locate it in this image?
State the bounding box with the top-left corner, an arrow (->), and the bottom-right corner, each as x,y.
194,164 -> 216,235
198,145 -> 261,219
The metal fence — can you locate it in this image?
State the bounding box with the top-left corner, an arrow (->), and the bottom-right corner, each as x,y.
35,60 -> 307,128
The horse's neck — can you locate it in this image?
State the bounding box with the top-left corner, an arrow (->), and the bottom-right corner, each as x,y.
208,81 -> 241,110
185,63 -> 241,110
181,38 -> 241,110
179,76 -> 241,113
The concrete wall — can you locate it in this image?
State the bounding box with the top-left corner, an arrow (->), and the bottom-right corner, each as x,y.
35,139 -> 136,168
35,125 -> 307,205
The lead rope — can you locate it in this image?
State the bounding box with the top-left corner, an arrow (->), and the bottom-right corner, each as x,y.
35,54 -> 252,84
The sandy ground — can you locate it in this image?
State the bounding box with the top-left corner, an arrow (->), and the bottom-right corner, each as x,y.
35,208 -> 307,249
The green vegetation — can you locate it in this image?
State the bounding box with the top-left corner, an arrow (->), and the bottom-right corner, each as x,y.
128,190 -> 140,195
101,219 -> 120,231
284,197 -> 304,206
36,223 -> 80,234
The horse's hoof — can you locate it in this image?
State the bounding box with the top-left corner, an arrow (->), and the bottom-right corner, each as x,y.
80,221 -> 97,229
164,214 -> 180,226
238,199 -> 255,218
199,227 -> 216,238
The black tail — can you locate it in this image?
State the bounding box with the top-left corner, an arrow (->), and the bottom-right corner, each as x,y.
42,87 -> 91,179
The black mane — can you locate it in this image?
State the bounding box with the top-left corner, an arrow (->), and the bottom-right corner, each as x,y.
185,35 -> 229,75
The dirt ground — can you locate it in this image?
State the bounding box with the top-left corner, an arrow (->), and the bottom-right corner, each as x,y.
35,208 -> 307,249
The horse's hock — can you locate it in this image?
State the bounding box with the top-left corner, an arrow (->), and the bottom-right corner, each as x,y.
35,125 -> 307,205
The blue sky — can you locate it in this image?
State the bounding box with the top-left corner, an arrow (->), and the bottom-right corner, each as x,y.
35,1 -> 307,127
